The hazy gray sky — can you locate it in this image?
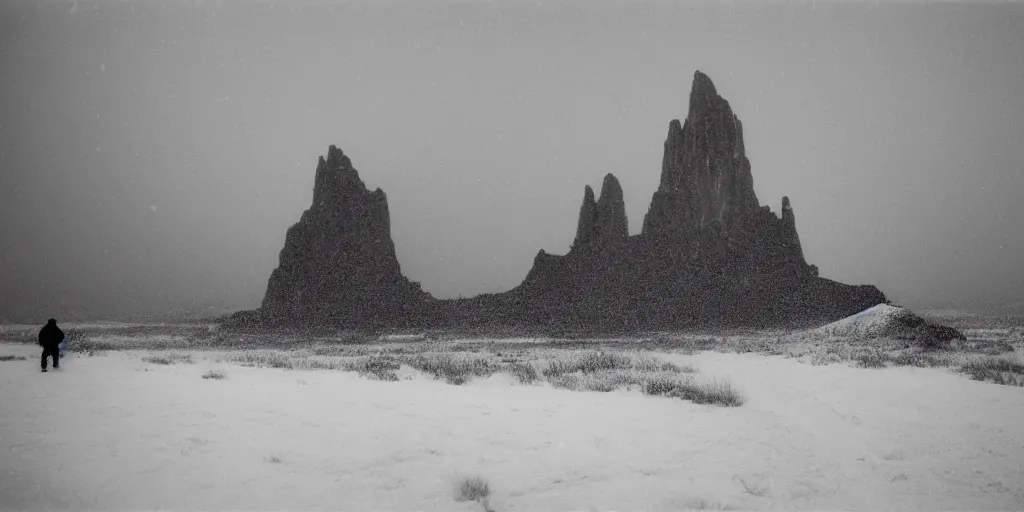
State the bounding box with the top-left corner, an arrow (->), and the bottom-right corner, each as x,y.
1,0 -> 1022,321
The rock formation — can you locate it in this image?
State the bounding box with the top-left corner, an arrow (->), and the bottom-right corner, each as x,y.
809,304 -> 967,348
505,71 -> 884,329
246,145 -> 430,327
230,71 -> 888,330
643,71 -> 758,240
572,174 -> 629,251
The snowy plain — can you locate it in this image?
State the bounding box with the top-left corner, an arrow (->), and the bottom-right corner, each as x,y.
2,340 -> 1023,511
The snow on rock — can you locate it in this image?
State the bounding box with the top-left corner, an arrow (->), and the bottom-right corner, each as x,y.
811,304 -> 966,346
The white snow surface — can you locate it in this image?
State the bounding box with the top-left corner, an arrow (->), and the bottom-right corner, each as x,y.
2,343 -> 1023,510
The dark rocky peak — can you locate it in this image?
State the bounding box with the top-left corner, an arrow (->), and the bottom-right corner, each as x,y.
779,196 -> 799,239
573,174 -> 628,251
778,195 -> 810,272
667,118 -> 683,138
573,185 -> 598,247
312,145 -> 370,208
594,173 -> 628,244
257,144 -> 424,326
325,144 -> 352,170
687,70 -> 721,119
642,71 -> 759,239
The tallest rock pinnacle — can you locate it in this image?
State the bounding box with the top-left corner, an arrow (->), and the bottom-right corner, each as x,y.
643,70 -> 758,239
687,70 -> 719,117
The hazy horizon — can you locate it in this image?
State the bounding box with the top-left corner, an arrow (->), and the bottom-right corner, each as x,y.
2,0 -> 1022,323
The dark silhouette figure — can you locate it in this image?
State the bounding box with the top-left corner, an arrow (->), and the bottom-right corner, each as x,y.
38,318 -> 64,372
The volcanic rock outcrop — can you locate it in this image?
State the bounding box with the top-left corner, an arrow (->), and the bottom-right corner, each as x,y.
573,174 -> 629,250
231,70 -> 887,330
643,72 -> 758,240
505,71 -> 884,329
252,145 -> 430,327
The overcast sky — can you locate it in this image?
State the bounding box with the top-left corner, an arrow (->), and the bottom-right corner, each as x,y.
1,0 -> 1022,322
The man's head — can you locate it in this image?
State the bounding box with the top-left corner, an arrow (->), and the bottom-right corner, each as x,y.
47,318 -> 56,326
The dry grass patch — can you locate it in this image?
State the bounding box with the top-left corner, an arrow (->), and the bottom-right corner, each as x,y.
791,332 -> 1024,387
670,376 -> 745,407
142,352 -> 194,365
890,350 -> 936,368
685,498 -> 732,510
224,351 -> 293,369
404,353 -> 499,385
792,324 -> 1020,362
283,353 -> 403,381
75,332 -> 192,352
542,350 -> 633,376
289,356 -> 348,372
344,355 -> 402,381
548,370 -> 646,393
733,474 -> 770,497
507,362 -> 539,384
882,349 -> 1024,386
632,352 -> 689,372
0,355 -> 27,361
958,356 -> 1024,387
453,475 -> 493,511
852,349 -> 887,368
642,374 -> 684,396
536,350 -> 741,406
541,350 -> 693,378
809,352 -> 845,366
201,370 -> 226,380
74,337 -> 121,356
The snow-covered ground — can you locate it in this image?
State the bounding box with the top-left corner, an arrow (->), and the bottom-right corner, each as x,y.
1,343 -> 1022,511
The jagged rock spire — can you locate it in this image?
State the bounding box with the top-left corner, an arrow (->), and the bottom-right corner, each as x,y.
779,196 -> 808,268
688,70 -> 719,118
312,145 -> 371,208
259,145 -> 425,326
573,185 -> 597,247
573,174 -> 628,251
595,174 -> 628,244
642,70 -> 759,239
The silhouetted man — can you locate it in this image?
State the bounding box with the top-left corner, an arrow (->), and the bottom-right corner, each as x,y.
39,318 -> 64,372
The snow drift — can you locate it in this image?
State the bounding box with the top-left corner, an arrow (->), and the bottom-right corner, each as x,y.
811,304 -> 966,347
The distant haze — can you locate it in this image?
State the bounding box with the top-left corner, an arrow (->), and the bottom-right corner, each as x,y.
1,0 -> 1022,322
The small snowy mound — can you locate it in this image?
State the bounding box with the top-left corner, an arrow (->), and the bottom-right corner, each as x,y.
812,304 -> 966,347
